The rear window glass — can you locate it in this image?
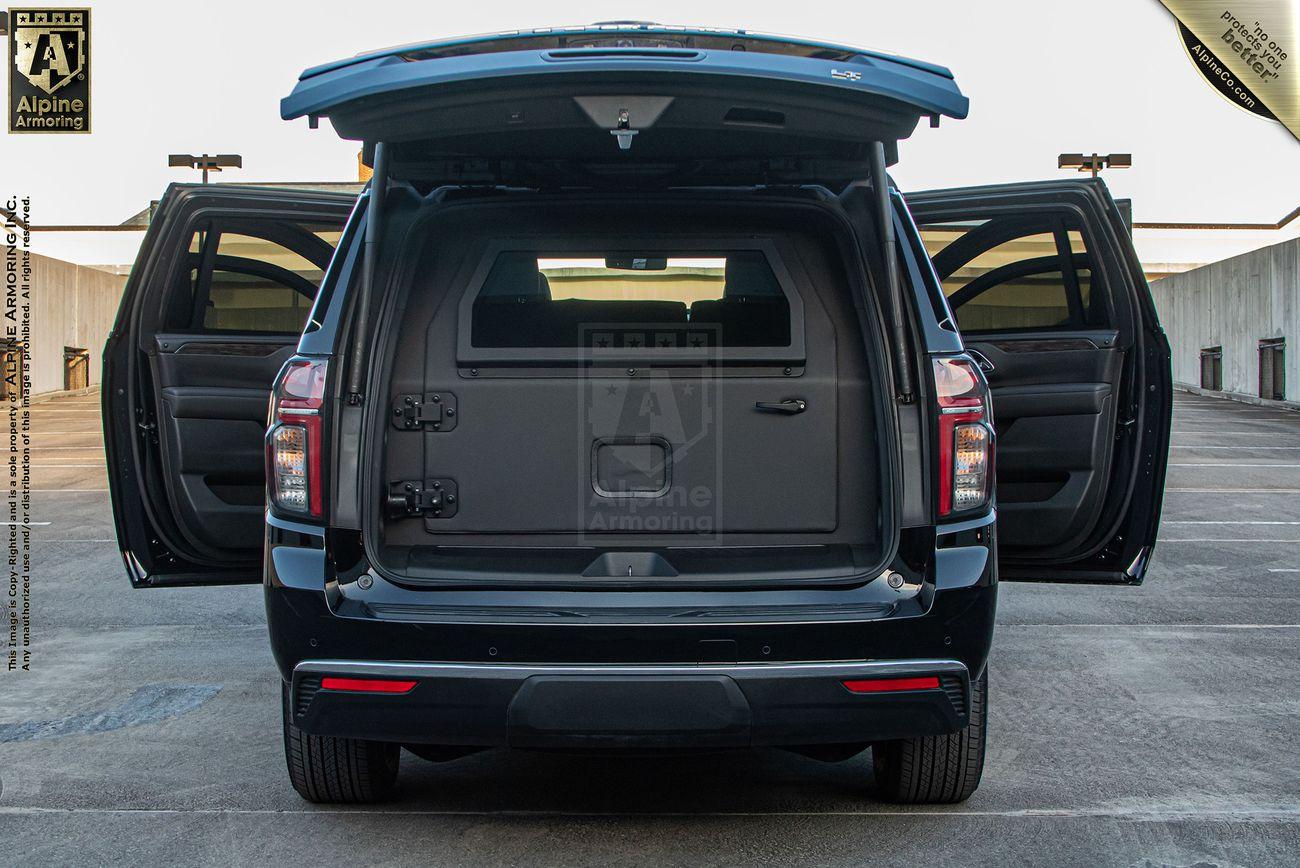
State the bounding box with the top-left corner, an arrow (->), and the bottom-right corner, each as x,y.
470,251 -> 790,348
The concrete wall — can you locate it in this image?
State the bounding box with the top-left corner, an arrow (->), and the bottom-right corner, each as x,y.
1149,236 -> 1300,402
30,252 -> 125,397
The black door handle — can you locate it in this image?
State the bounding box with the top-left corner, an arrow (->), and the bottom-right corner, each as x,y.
967,349 -> 995,373
755,399 -> 806,414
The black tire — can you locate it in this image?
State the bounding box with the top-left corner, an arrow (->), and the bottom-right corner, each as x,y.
281,683 -> 400,803
872,670 -> 987,804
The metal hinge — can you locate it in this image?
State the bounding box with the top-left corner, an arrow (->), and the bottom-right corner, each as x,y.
391,392 -> 457,431
386,479 -> 458,519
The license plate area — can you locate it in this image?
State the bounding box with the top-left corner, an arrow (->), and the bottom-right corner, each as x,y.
506,674 -> 752,748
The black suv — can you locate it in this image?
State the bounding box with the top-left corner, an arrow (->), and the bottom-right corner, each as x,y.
103,25 -> 1171,804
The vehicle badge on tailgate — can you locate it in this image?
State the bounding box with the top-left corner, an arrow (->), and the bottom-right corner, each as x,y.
830,68 -> 862,81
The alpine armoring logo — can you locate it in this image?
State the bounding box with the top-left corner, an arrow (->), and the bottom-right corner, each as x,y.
1160,0 -> 1296,139
579,322 -> 723,542
1179,22 -> 1277,120
8,8 -> 90,133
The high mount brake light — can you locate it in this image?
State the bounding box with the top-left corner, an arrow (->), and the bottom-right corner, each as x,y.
933,356 -> 993,517
267,358 -> 328,518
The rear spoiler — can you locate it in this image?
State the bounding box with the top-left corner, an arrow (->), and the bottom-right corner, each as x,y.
294,24 -> 960,84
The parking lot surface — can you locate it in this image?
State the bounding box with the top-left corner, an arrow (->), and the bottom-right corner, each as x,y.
1,390 -> 1298,866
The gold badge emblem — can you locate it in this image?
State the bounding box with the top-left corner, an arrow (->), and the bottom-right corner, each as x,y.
8,8 -> 91,133
12,8 -> 85,94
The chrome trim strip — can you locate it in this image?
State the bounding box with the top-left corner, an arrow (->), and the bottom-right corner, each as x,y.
295,658 -> 967,680
342,597 -> 915,628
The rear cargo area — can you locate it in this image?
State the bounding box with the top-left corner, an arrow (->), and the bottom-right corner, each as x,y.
367,191 -> 893,587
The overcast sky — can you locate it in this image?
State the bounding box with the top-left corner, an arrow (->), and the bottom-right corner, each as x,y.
3,0 -> 1297,265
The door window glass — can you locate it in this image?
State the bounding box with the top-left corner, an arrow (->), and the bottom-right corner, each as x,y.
167,221 -> 342,333
202,267 -> 314,332
918,217 -> 1101,333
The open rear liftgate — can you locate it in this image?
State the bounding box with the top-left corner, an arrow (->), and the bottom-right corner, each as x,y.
274,28 -> 972,568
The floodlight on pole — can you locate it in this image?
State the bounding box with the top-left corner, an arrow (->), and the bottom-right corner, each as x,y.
168,153 -> 243,184
1058,153 -> 1132,179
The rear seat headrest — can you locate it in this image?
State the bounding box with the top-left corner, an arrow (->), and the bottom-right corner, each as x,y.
723,252 -> 781,299
484,252 -> 551,301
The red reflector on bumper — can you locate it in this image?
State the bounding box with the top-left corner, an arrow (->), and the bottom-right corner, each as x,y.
320,677 -> 417,694
841,676 -> 941,694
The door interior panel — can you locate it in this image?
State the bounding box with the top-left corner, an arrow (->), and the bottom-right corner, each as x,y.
970,334 -> 1120,549
911,197 -> 1127,560
138,212 -> 344,564
151,335 -> 297,557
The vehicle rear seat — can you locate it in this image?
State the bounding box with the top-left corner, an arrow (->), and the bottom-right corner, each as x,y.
687,252 -> 790,346
472,254 -> 691,347
470,253 -> 555,347
688,298 -> 789,346
547,299 -> 688,346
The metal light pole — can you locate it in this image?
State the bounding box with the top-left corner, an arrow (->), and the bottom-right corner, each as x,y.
1058,153 -> 1131,179
168,153 -> 243,183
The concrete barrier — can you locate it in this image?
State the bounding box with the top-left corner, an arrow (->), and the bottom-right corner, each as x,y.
1150,236 -> 1299,403
29,252 -> 125,399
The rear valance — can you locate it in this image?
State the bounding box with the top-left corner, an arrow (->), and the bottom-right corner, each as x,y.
282,26 -> 968,187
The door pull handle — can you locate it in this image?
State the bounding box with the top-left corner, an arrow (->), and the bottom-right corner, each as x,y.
755,399 -> 807,414
967,350 -> 995,373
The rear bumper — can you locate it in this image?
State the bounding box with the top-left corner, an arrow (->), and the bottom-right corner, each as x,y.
290,658 -> 970,748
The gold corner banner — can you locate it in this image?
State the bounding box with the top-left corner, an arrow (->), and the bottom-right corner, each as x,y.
1160,0 -> 1298,139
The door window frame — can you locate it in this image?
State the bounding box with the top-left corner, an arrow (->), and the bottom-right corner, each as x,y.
925,213 -> 1103,336
174,218 -> 338,335
138,211 -> 343,349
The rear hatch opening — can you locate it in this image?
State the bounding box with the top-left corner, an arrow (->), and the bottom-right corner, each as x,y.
360,190 -> 901,590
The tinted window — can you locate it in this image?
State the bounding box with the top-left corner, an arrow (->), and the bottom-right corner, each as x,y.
470,250 -> 790,348
918,217 -> 1102,333
202,268 -> 314,332
167,220 -> 342,333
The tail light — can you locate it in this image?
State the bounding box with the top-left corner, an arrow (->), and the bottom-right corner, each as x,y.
267,358 -> 327,518
933,356 -> 993,516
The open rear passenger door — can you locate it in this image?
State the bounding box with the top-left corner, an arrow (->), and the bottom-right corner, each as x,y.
905,179 -> 1171,583
104,185 -> 354,587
